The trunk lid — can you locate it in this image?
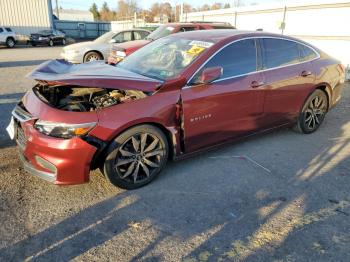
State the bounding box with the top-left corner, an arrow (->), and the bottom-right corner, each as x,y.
27,59 -> 163,92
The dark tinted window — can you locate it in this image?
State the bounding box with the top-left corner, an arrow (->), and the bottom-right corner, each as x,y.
262,38 -> 300,69
299,44 -> 318,61
194,39 -> 257,82
0,28 -> 3,33
5,28 -> 12,32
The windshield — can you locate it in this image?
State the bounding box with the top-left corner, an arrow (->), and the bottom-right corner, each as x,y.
38,30 -> 52,35
117,37 -> 214,80
146,25 -> 175,41
94,31 -> 115,43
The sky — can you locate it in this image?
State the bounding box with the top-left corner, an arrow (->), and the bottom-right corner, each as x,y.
54,0 -> 332,10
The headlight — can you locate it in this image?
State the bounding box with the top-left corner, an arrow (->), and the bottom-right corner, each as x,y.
34,120 -> 96,139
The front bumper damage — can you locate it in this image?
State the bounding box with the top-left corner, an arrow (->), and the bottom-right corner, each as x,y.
11,104 -> 98,185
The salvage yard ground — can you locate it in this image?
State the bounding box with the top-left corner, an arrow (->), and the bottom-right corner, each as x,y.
0,46 -> 349,261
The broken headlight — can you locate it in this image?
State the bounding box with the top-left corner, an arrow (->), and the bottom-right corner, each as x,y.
34,120 -> 96,139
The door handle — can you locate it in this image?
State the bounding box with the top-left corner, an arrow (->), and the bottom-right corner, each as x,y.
251,80 -> 265,88
301,70 -> 312,77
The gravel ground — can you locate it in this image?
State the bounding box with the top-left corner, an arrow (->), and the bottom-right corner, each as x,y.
0,46 -> 349,262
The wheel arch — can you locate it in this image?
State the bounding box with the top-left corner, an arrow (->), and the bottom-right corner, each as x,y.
90,121 -> 178,170
314,83 -> 332,109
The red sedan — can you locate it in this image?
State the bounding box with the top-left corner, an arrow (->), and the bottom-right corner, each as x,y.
7,30 -> 345,189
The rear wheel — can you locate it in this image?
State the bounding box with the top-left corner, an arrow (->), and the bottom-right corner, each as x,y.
84,51 -> 102,62
294,89 -> 328,134
6,37 -> 15,48
103,125 -> 169,190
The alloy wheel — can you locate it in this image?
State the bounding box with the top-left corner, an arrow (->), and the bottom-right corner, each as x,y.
7,39 -> 14,47
304,94 -> 327,131
87,55 -> 100,61
115,133 -> 166,184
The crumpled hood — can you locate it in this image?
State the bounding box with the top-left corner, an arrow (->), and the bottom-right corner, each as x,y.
27,59 -> 163,92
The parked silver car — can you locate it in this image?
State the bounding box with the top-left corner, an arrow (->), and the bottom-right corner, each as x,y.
61,29 -> 150,63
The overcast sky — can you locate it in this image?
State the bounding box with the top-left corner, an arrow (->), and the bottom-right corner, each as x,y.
55,0 -> 337,10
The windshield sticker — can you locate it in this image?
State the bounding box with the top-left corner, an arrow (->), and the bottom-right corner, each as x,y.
189,40 -> 214,48
187,45 -> 206,55
166,26 -> 175,31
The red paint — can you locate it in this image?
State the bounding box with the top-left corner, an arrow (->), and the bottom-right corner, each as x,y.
17,30 -> 344,185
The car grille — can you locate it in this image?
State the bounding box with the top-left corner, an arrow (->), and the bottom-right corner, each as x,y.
16,124 -> 27,150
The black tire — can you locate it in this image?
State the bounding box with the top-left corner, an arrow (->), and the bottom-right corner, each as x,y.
62,38 -> 66,45
6,37 -> 15,48
103,125 -> 169,190
31,42 -> 37,47
294,89 -> 328,134
48,39 -> 54,46
84,51 -> 103,62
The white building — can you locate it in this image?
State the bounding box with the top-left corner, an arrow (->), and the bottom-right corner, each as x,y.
53,9 -> 94,22
0,0 -> 53,35
181,0 -> 350,73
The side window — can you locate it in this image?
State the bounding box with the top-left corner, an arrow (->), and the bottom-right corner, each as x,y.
193,39 -> 257,83
299,44 -> 318,62
178,27 -> 196,33
5,28 -> 12,32
262,38 -> 300,69
0,28 -> 3,33
113,31 -> 132,43
134,31 -> 149,40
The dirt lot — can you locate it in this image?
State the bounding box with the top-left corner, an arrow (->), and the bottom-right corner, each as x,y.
0,46 -> 349,262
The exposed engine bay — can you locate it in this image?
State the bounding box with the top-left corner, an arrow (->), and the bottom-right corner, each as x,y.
33,84 -> 148,112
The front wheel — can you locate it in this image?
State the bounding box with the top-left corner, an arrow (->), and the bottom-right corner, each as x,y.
84,51 -> 102,62
62,38 -> 66,45
48,39 -> 54,46
294,89 -> 328,134
6,38 -> 15,48
103,125 -> 169,190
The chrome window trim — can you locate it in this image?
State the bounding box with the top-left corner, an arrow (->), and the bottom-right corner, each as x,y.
184,36 -> 320,89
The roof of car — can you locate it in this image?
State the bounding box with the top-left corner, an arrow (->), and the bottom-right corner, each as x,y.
169,29 -> 294,43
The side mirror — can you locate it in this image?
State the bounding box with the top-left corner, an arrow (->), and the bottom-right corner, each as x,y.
200,66 -> 223,84
109,39 -> 116,44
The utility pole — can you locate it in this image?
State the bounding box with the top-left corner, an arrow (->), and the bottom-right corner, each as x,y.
55,0 -> 60,19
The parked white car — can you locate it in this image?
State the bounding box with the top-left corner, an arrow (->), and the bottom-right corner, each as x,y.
61,29 -> 150,63
0,27 -> 16,48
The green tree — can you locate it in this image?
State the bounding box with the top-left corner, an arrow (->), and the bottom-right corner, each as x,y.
89,3 -> 100,21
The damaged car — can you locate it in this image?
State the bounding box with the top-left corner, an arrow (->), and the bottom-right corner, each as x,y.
7,30 -> 345,189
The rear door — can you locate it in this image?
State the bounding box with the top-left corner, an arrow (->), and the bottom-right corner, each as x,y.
259,38 -> 317,125
181,39 -> 266,152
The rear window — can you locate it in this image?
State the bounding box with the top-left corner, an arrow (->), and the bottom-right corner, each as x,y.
299,44 -> 318,62
262,38 -> 300,69
5,28 -> 12,32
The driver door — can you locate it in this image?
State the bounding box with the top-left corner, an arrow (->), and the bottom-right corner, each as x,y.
181,39 -> 266,152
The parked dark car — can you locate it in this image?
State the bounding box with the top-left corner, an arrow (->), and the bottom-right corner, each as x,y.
7,30 -> 345,189
29,29 -> 66,47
